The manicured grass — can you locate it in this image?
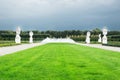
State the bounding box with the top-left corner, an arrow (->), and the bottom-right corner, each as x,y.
0,43 -> 120,80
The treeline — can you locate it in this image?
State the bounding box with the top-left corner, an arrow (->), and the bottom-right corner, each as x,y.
0,28 -> 120,41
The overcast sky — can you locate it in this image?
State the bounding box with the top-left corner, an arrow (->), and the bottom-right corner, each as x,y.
0,0 -> 120,31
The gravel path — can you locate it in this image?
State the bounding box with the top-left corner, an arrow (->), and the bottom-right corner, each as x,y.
75,43 -> 120,52
0,43 -> 44,56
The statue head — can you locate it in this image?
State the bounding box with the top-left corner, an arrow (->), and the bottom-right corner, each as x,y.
87,31 -> 91,37
103,27 -> 108,35
16,26 -> 21,34
29,31 -> 33,36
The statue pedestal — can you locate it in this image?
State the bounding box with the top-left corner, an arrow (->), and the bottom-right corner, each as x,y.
29,37 -> 33,43
98,38 -> 102,42
86,37 -> 90,44
102,36 -> 107,44
98,34 -> 102,42
15,35 -> 21,43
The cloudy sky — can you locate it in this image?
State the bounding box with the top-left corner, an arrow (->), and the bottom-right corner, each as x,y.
0,0 -> 120,31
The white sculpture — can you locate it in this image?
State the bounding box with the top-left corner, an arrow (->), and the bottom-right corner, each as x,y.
85,31 -> 91,44
15,27 -> 21,43
29,31 -> 33,43
98,34 -> 102,42
102,28 -> 108,44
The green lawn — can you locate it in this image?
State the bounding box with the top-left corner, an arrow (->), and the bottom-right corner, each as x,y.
0,43 -> 120,80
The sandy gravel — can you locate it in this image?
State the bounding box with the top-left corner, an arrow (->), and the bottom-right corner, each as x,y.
0,43 -> 44,56
75,43 -> 120,52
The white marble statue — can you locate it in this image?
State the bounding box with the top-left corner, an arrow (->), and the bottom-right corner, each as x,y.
85,31 -> 91,44
102,28 -> 108,44
98,34 -> 102,42
15,27 -> 21,43
29,31 -> 33,43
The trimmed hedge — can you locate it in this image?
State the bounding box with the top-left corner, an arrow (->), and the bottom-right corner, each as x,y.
70,35 -> 99,41
0,34 -> 50,41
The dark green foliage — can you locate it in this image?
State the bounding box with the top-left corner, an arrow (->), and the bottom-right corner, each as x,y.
91,28 -> 102,35
108,35 -> 120,41
71,35 -> 86,41
0,29 -> 120,42
108,31 -> 120,35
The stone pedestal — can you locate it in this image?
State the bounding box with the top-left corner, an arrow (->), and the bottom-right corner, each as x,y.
102,35 -> 107,44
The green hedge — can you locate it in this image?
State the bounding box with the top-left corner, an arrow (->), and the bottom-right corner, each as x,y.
0,34 -> 50,41
70,35 -> 99,41
108,35 -> 120,41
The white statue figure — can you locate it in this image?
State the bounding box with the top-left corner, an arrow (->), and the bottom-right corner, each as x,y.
85,31 -> 91,44
29,31 -> 33,43
102,28 -> 108,44
98,34 -> 102,42
15,27 -> 21,43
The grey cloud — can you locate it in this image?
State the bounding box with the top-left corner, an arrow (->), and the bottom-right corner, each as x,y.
0,0 -> 120,30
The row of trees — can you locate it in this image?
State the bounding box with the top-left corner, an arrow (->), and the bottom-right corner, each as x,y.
0,28 -> 120,41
